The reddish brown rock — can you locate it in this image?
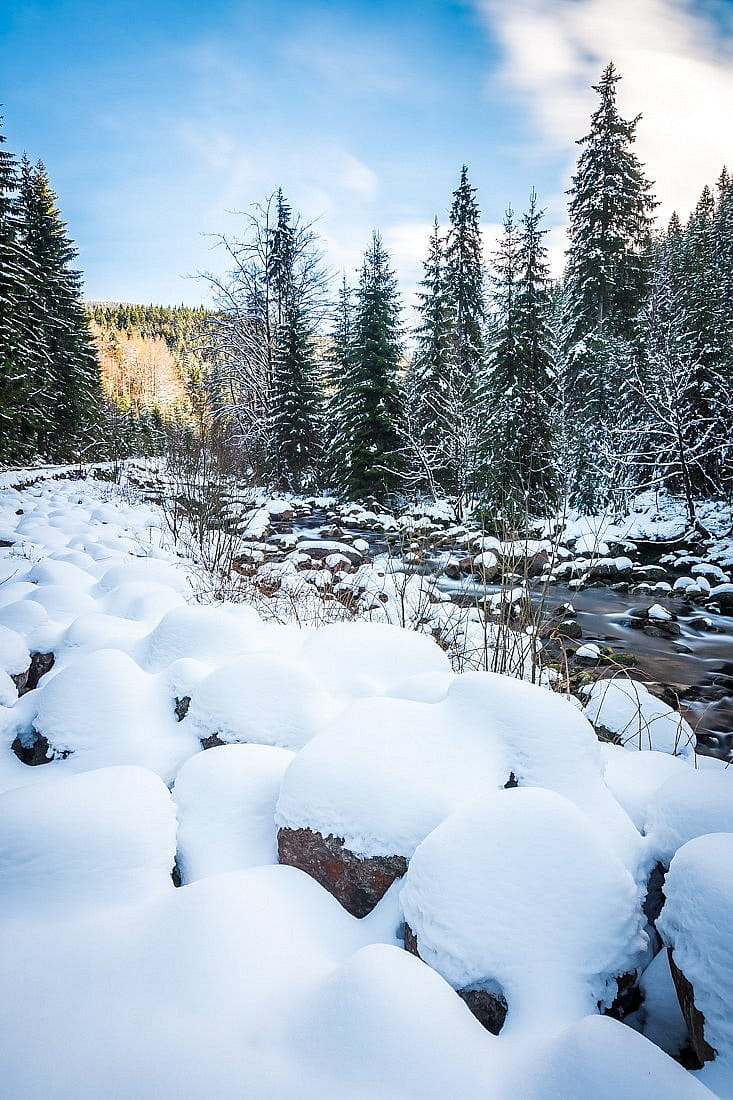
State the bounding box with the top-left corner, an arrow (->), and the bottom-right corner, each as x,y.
668,948 -> 716,1067
403,922 -> 508,1035
277,826 -> 407,918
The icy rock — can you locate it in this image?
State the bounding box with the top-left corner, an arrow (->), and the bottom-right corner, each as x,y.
400,788 -> 647,1032
707,582 -> 733,612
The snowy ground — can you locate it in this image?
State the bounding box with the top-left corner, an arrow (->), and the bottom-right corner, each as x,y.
0,472 -> 731,1098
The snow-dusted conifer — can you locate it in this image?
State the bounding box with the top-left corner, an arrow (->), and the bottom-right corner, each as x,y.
331,232 -> 404,500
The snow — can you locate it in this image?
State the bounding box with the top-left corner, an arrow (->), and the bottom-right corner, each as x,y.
174,743 -> 294,882
0,472 -> 728,1099
645,769 -> 733,865
400,787 -> 647,1028
12,647 -> 200,782
0,765 -> 176,915
601,744 -> 690,831
658,833 -> 733,1095
648,603 -> 673,621
186,653 -> 339,750
576,642 -> 602,658
583,678 -> 696,758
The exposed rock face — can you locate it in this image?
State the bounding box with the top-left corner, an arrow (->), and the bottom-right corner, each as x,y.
174,695 -> 190,721
643,861 -> 667,927
11,730 -> 68,766
277,826 -> 407,918
586,559 -> 633,582
602,970 -> 642,1021
13,651 -> 55,697
668,948 -> 716,1067
403,923 -> 508,1034
200,732 -> 226,750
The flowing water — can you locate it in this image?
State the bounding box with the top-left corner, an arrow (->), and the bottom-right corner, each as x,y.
291,515 -> 733,759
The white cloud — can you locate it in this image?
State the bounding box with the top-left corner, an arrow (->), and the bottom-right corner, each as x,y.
475,0 -> 733,223
339,153 -> 379,201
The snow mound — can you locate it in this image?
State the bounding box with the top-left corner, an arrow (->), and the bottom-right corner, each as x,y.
276,694 -> 508,858
583,678 -> 696,758
601,744 -> 690,831
400,787 -> 646,1028
0,765 -> 176,913
0,623 -> 29,677
174,743 -> 294,882
24,648 -> 199,780
186,653 -> 339,750
299,620 -> 452,700
518,1014 -> 716,1100
142,602 -> 264,670
645,768 -> 733,864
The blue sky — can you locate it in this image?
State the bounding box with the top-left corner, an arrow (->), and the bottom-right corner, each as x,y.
1,0 -> 731,307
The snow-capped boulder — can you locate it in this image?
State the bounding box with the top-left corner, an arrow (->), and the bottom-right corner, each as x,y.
186,653 -> 338,751
16,647 -> 199,780
276,694 -> 508,915
658,833 -> 733,1076
173,743 -> 293,883
0,765 -> 177,914
583,678 -> 695,758
400,788 -> 647,1032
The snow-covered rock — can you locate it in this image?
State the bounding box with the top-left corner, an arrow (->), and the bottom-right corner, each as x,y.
583,678 -> 696,758
400,788 -> 647,1031
658,833 -> 733,1087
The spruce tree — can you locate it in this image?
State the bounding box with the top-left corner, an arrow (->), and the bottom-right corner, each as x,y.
442,165 -> 486,505
0,125 -> 39,462
407,218 -> 454,490
331,232 -> 404,500
482,196 -> 557,516
324,275 -> 354,488
562,62 -> 657,510
18,159 -> 101,456
270,298 -> 323,490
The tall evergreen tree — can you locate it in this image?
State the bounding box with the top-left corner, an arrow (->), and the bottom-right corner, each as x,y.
562,62 -> 657,509
441,166 -> 486,505
446,166 -> 485,380
18,159 -> 101,454
0,125 -> 39,462
482,196 -> 557,515
270,297 -> 323,490
406,218 -> 454,489
324,275 -> 354,488
565,62 -> 657,344
331,232 -> 404,499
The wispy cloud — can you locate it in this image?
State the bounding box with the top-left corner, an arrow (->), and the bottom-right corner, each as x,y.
475,0 -> 733,222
